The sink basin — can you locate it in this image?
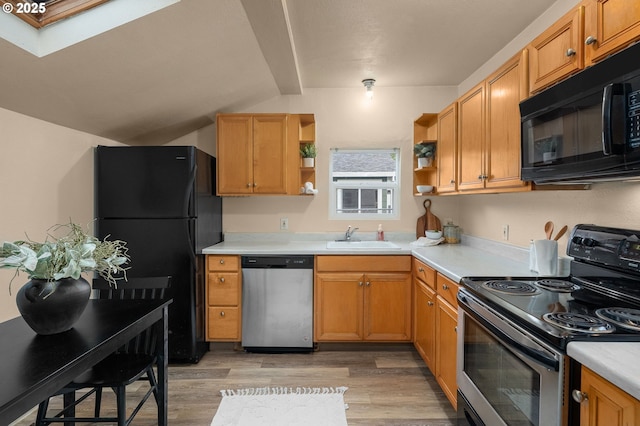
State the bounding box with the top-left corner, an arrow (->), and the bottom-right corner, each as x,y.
326,240 -> 401,250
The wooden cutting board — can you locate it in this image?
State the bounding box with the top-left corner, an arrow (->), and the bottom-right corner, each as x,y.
416,199 -> 442,238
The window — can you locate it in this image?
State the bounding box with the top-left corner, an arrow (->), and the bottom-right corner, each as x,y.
329,148 -> 400,219
2,0 -> 110,29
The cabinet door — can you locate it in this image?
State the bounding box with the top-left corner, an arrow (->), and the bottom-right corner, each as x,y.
580,367 -> 640,426
315,273 -> 364,341
485,51 -> 529,190
208,307 -> 240,340
252,115 -> 288,194
584,0 -> 640,65
457,83 -> 486,192
436,297 -> 458,409
216,115 -> 254,194
364,272 -> 412,341
528,5 -> 584,94
414,279 -> 436,373
437,102 -> 458,193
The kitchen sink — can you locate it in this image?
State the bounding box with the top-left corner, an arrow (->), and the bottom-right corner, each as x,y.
326,240 -> 401,250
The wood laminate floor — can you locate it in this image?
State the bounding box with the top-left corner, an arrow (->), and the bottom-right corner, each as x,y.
11,343 -> 456,426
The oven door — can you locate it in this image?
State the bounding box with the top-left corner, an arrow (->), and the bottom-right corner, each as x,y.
457,289 -> 567,426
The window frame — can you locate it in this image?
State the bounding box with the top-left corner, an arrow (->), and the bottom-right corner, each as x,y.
328,148 -> 401,220
1,0 -> 110,28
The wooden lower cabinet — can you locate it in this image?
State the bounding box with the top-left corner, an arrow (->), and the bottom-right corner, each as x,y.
206,255 -> 241,341
314,255 -> 412,342
413,259 -> 459,409
578,367 -> 640,426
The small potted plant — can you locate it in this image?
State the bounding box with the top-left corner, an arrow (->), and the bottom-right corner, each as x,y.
414,141 -> 436,168
0,221 -> 130,334
300,143 -> 317,168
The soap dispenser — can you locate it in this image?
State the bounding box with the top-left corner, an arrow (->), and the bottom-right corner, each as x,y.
376,224 -> 384,241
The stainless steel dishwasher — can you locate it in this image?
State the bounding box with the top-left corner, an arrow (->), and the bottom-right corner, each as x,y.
241,255 -> 314,352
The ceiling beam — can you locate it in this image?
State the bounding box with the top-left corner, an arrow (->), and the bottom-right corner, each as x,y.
240,0 -> 302,95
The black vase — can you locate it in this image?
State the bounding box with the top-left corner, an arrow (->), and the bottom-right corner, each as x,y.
16,277 -> 91,335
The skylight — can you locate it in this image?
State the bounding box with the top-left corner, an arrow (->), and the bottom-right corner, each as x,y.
2,0 -> 110,29
0,0 -> 180,57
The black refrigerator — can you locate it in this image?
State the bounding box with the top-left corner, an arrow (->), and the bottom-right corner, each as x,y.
95,145 -> 223,363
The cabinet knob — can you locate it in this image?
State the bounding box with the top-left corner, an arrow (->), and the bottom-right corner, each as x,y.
478,175 -> 483,180
450,179 -> 455,184
246,183 -> 252,188
442,284 -> 449,290
572,389 -> 588,403
365,281 -> 371,286
219,259 -> 225,264
253,183 -> 258,187
359,281 -> 364,286
219,277 -> 225,283
418,267 -> 424,272
220,311 -> 225,317
585,35 -> 597,45
454,326 -> 457,333
566,48 -> 576,57
427,301 -> 434,306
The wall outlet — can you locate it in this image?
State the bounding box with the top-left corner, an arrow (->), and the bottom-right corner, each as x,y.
280,217 -> 289,230
502,224 -> 509,241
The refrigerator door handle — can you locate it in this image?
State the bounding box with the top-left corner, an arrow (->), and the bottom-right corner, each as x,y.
185,219 -> 197,267
183,160 -> 197,218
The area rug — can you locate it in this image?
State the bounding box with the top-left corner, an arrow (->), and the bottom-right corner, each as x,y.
211,386 -> 349,426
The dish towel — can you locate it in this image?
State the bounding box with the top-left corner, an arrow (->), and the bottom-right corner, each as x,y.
410,237 -> 445,247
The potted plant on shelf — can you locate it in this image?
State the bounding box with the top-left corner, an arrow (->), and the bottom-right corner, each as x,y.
414,141 -> 436,168
300,143 -> 317,168
0,221 -> 130,335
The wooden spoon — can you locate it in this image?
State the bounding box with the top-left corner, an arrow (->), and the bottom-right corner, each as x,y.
553,225 -> 568,241
544,221 -> 554,240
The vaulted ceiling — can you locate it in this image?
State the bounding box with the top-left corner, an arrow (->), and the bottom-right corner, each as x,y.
0,0 -> 558,143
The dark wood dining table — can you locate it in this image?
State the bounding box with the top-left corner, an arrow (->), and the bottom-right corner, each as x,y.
0,298 -> 171,425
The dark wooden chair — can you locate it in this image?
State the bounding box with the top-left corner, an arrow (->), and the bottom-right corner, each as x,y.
35,276 -> 171,426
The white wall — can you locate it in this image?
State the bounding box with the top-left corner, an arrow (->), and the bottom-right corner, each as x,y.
221,86 -> 461,237
0,107 -> 123,321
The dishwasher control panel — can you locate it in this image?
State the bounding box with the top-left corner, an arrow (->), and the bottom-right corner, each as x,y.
241,255 -> 314,269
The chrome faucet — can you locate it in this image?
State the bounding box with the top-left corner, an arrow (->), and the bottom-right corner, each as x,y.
344,225 -> 359,241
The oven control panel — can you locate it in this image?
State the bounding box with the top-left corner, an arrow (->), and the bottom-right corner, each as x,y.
568,224 -> 640,272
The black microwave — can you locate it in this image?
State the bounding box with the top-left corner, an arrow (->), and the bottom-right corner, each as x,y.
520,41 -> 640,184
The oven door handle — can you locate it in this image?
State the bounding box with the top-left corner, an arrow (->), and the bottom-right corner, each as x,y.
462,300 -> 560,371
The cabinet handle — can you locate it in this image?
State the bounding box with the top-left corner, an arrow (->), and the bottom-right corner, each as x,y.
477,174 -> 483,180
220,311 -> 225,317
450,179 -> 455,184
365,281 -> 371,286
566,48 -> 576,57
246,183 -> 252,188
571,389 -> 588,403
219,277 -> 225,283
585,35 -> 597,45
359,281 -> 364,286
418,267 -> 424,272
454,326 -> 457,333
219,259 -> 225,264
427,301 -> 434,306
253,183 -> 258,187
442,284 -> 449,290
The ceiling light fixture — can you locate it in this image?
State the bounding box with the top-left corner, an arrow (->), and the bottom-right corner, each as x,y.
362,79 -> 375,100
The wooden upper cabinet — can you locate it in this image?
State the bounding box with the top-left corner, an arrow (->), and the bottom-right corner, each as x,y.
457,82 -> 486,192
216,113 -> 288,195
583,0 -> 640,65
528,5 -> 584,94
484,50 -> 529,190
437,102 -> 458,193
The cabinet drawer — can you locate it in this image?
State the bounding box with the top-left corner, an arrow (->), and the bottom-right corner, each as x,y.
437,273 -> 459,308
207,255 -> 239,272
317,255 -> 412,272
207,307 -> 240,340
413,258 -> 436,289
207,272 -> 239,306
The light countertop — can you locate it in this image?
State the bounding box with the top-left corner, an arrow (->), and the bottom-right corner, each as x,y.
567,342 -> 640,400
202,234 -> 637,396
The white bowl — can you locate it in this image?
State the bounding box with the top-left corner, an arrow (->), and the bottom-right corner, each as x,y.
416,185 -> 433,193
425,230 -> 442,239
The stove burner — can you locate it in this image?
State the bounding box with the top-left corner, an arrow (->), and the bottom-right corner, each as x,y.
596,308 -> 640,332
536,279 -> 580,292
482,280 -> 540,295
542,313 -> 616,334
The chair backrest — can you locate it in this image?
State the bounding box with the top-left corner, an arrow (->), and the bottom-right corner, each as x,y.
93,276 -> 171,301
92,276 -> 171,355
